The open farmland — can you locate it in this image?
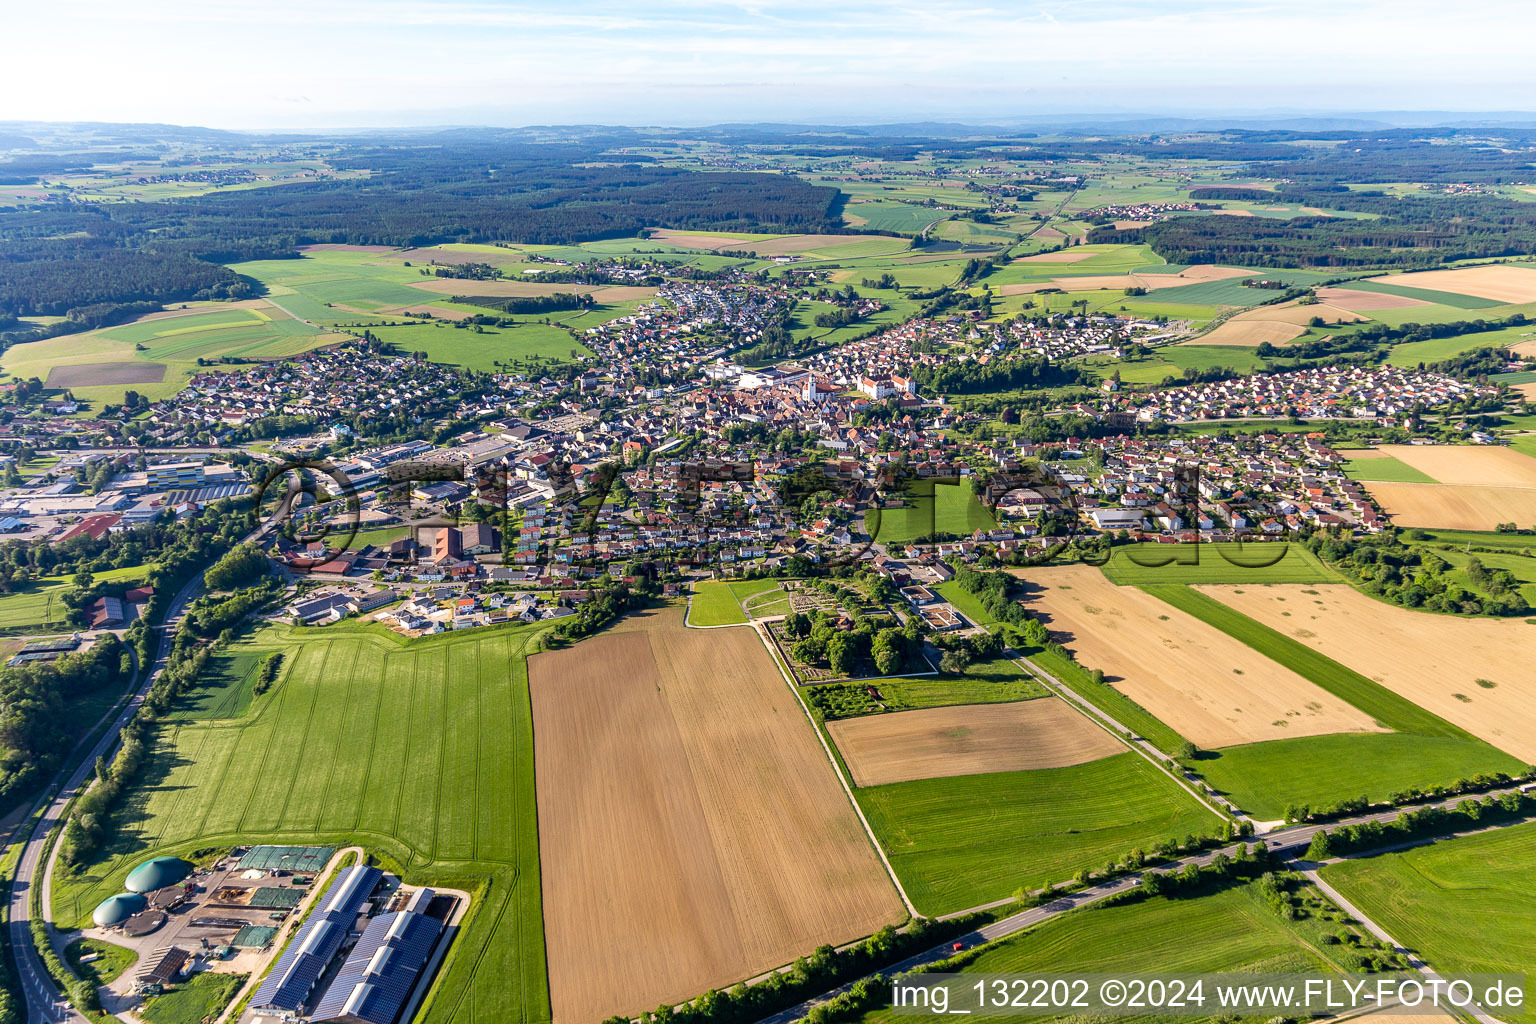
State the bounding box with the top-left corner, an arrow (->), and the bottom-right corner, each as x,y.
826,698 -> 1123,787
1367,264 -> 1536,305
1314,286 -> 1433,311
1200,584 -> 1536,762
50,621 -> 551,1024
530,607 -> 901,1022
1374,444 -> 1536,488
1018,565 -> 1384,749
1363,482 -> 1536,531
1186,299 -> 1367,348
1323,820 -> 1536,1015
1142,584 -> 1522,819
847,884 -> 1357,1023
1,299 -> 339,406
857,752 -> 1215,915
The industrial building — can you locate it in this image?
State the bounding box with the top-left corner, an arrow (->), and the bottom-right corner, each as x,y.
310,888 -> 445,1024
249,864 -> 381,1019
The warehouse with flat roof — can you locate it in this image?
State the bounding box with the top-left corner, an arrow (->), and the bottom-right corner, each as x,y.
310,888 -> 445,1024
250,864 -> 380,1018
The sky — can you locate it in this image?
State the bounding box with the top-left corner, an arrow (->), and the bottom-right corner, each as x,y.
5,0 -> 1536,130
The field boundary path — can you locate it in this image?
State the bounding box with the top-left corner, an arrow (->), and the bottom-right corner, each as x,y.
1010,648 -> 1250,827
750,792 -> 1535,1024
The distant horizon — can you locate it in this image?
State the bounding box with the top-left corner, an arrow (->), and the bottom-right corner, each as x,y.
6,0 -> 1536,131
11,108 -> 1536,140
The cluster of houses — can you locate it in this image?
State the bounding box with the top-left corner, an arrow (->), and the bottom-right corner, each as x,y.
1094,366 -> 1501,424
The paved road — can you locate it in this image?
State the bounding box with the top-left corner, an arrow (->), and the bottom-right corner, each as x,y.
10,515 -> 280,1024
752,789 -> 1531,1024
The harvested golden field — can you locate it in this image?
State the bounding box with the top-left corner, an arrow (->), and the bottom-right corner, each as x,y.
530,608 -> 900,1022
1001,265 -> 1256,298
827,698 -> 1122,786
1369,264 -> 1536,304
1017,565 -> 1386,749
1210,208 -> 1255,216
1362,481 -> 1536,532
1187,319 -> 1306,347
1198,585 -> 1536,762
1166,265 -> 1262,282
1314,286 -> 1432,311
138,298 -> 280,322
1183,298 -> 1367,347
1512,339 -> 1536,359
1113,219 -> 1153,229
1515,383 -> 1536,401
1375,444 -> 1536,488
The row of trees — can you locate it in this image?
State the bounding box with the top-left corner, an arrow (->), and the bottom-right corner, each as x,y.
1307,530 -> 1531,616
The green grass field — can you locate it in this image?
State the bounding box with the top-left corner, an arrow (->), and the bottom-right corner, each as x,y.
688,579 -> 781,626
1324,821 -> 1536,1020
52,621 -> 551,1024
871,479 -> 996,544
0,563 -> 149,636
1339,454 -> 1438,483
141,971 -> 245,1024
64,937 -> 138,987
870,659 -> 1047,708
1096,543 -> 1335,586
857,752 -> 1215,915
1190,733 -> 1524,821
851,883 -> 1352,1022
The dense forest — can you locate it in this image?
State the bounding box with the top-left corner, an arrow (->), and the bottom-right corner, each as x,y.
0,146 -> 840,329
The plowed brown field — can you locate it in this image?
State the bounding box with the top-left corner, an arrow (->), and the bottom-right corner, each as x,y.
827,698 -> 1122,786
530,609 -> 901,1022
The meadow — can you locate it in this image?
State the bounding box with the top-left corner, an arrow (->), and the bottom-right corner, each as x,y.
851,884 -> 1355,1023
52,621 -> 553,1024
871,479 -> 996,544
687,578 -> 782,626
1324,820 -> 1536,1020
0,563 -> 149,636
1095,542 -> 1335,586
857,752 -> 1216,915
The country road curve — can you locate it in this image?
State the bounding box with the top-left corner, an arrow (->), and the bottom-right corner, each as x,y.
10,517 -> 278,1024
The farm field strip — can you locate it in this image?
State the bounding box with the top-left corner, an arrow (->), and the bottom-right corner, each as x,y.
856,752 -> 1215,916
1017,564 -> 1383,749
826,698 -> 1123,787
530,607 -> 902,1022
1198,584 -> 1536,763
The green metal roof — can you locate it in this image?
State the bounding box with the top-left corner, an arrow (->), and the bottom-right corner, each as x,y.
124,856 -> 191,893
92,892 -> 146,927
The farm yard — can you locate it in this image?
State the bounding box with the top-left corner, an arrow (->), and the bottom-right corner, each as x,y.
1201,584 -> 1536,763
826,698 -> 1122,787
856,752 -> 1216,915
529,606 -> 902,1022
1017,565 -> 1384,750
50,621 -> 552,1024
